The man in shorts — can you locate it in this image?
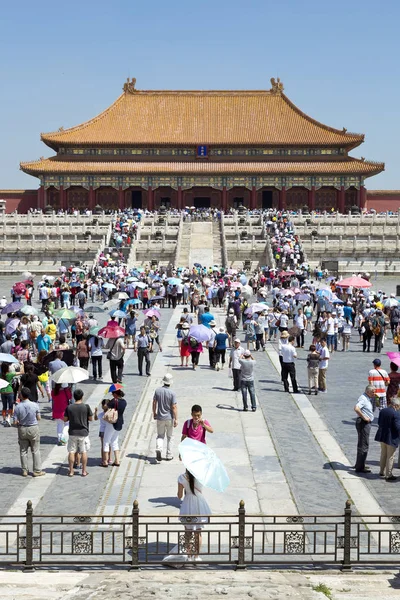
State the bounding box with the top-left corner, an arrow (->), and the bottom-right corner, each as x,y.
64,389 -> 92,477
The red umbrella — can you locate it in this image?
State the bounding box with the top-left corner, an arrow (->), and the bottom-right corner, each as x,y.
13,282 -> 26,295
98,325 -> 125,338
22,279 -> 34,285
337,276 -> 372,288
279,270 -> 295,277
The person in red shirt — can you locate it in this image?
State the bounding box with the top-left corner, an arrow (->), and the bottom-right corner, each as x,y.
181,404 -> 213,445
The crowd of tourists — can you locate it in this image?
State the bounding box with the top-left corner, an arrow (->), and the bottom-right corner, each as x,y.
3,206 -> 400,564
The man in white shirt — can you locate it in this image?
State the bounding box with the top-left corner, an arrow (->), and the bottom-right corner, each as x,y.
294,308 -> 306,348
326,311 -> 335,352
281,335 -> 299,393
318,338 -> 330,393
229,338 -> 245,391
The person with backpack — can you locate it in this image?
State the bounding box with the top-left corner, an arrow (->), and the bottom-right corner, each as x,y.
225,309 -> 237,346
179,322 -> 191,367
189,337 -> 203,371
102,389 -> 126,467
371,310 -> 386,354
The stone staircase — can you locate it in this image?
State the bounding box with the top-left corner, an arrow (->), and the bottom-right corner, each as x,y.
177,223 -> 192,267
212,221 -> 223,267
190,222 -> 214,267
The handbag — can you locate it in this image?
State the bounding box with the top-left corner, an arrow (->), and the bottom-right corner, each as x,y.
393,334 -> 400,345
103,400 -> 118,424
106,339 -> 117,360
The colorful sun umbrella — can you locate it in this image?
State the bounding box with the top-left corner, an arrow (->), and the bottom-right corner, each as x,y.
51,366 -> 89,384
110,309 -> 127,319
143,308 -> 161,318
89,326 -> 100,337
20,305 -> 38,316
54,308 -> 76,320
5,319 -> 20,335
337,276 -> 372,288
98,325 -> 125,338
13,282 -> 26,295
0,353 -> 19,364
179,438 -> 230,493
1,302 -> 23,314
188,324 -> 212,342
105,383 -> 124,394
84,305 -> 106,313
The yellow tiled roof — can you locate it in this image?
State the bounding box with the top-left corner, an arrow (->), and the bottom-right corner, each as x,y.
40,90 -> 364,148
20,158 -> 384,177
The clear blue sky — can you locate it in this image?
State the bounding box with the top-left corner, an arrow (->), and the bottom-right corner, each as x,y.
1,0 -> 398,189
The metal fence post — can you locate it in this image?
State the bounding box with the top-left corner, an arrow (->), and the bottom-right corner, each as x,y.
24,500 -> 34,572
341,500 -> 353,572
129,500 -> 140,570
235,500 -> 246,570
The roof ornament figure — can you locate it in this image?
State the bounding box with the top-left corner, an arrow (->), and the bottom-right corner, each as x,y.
58,126 -> 64,132
342,127 -> 347,133
270,77 -> 284,94
123,77 -> 137,94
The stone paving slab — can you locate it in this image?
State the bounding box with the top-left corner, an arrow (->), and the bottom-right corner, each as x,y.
1,568 -> 400,600
97,306 -> 297,519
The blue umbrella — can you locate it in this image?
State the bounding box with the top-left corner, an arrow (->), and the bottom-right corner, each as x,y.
168,277 -> 182,285
316,289 -> 333,300
179,438 -> 230,493
109,309 -> 127,319
123,299 -> 141,310
0,353 -> 19,364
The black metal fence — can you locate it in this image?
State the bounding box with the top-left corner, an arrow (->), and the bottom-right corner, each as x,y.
2,500 -> 400,570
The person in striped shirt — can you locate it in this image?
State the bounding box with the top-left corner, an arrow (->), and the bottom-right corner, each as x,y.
368,358 -> 390,410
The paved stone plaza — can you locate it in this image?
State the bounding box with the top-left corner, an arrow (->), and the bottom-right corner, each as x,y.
1,275 -> 400,524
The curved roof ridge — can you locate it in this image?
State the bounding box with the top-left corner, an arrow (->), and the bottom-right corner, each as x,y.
280,92 -> 364,141
41,93 -> 125,144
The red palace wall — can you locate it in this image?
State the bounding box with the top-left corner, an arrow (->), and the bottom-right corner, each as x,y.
2,187 -> 400,214
366,191 -> 400,212
0,190 -> 38,213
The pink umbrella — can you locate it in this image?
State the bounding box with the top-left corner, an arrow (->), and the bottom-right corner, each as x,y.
143,308 -> 161,319
282,289 -> 295,297
230,282 -> 243,289
387,352 -> 400,368
337,276 -> 372,288
98,325 -> 125,338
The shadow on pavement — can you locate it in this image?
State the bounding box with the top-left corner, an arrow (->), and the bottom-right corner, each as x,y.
216,404 -> 241,412
148,496 -> 181,508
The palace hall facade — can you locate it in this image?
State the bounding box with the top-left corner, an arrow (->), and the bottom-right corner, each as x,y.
21,78 -> 384,212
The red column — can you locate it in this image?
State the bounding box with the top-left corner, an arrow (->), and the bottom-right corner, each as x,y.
177,186 -> 183,210
118,186 -> 124,210
148,186 -> 154,211
356,187 -> 361,207
222,186 -> 227,212
338,186 -> 345,213
250,186 -> 257,210
308,186 -> 315,211
38,185 -> 45,209
279,186 -> 286,210
89,186 -> 95,210
360,185 -> 366,209
59,185 -> 66,211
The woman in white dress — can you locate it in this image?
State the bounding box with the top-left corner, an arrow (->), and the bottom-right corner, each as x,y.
163,470 -> 211,566
178,470 -> 211,560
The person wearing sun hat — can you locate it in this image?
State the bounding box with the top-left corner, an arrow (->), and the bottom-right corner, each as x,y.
153,373 -> 177,461
238,349 -> 257,411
